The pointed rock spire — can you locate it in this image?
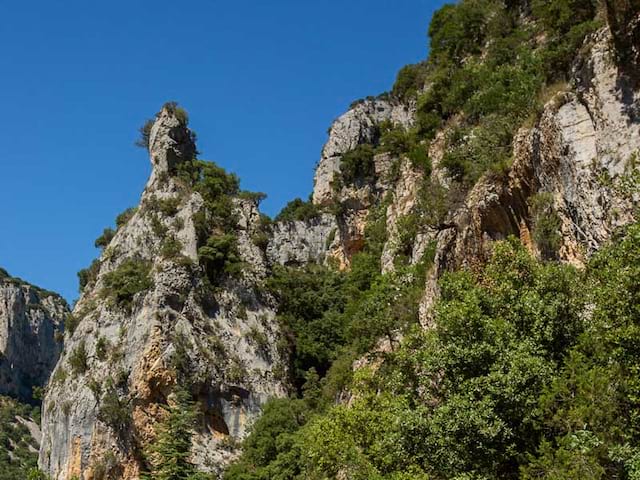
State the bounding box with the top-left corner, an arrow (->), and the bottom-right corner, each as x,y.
148,102 -> 196,177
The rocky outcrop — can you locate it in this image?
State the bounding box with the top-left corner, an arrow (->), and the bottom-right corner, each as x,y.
313,98 -> 414,205
0,269 -> 67,401
39,106 -> 287,479
35,14 -> 640,480
267,214 -> 340,267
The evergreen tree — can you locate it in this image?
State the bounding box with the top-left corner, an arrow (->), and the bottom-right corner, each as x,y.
144,388 -> 210,480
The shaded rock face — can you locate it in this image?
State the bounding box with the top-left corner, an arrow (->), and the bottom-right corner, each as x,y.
604,1 -> 640,75
39,107 -> 287,479
0,270 -> 67,401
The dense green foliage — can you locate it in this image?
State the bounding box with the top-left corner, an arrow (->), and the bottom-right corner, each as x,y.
275,198 -> 320,223
227,221 -> 640,479
198,233 -> 242,280
175,158 -> 245,284
388,0 -> 602,189
77,258 -> 101,293
530,193 -> 562,259
0,396 -> 40,479
94,228 -> 115,250
100,258 -> 152,310
68,340 -> 89,375
143,388 -> 210,480
339,144 -> 376,184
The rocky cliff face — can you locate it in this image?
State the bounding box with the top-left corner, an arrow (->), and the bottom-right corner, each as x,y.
39,107 -> 287,479
414,24 -> 640,320
0,269 -> 67,401
306,23 -> 639,326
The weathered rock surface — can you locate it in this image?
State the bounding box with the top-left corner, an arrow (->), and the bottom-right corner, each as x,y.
313,98 -> 414,205
39,107 -> 287,479
267,214 -> 340,267
0,269 -> 67,401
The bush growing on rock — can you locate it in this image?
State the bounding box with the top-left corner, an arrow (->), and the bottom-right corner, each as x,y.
275,197 -> 320,223
340,144 -> 376,184
198,233 -> 242,283
100,258 -> 152,310
69,340 -> 88,375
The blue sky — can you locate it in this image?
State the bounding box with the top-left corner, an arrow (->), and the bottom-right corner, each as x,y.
1,0 -> 446,302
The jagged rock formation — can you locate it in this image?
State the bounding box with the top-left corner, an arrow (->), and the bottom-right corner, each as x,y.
312,98 -> 414,205
0,268 -> 67,401
39,107 -> 287,479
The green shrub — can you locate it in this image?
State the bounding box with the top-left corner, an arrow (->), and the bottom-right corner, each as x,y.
78,259 -> 101,293
162,100 -> 189,125
65,313 -> 80,336
340,144 -> 376,184
95,337 -> 109,361
441,116 -> 515,184
378,122 -> 415,156
156,197 -> 181,216
428,0 -> 488,66
224,398 -> 309,480
392,63 -> 429,100
275,198 -> 320,223
160,236 -> 184,260
530,192 -> 562,259
98,382 -> 131,433
143,387 -> 201,479
246,326 -> 270,358
238,190 -> 267,204
135,119 -> 155,149
198,234 -> 242,283
531,0 -> 598,36
101,259 -> 152,310
408,144 -> 431,172
69,340 -> 88,375
115,207 -> 137,229
251,231 -> 270,251
51,367 -> 67,385
227,357 -> 249,384
94,228 -> 115,250
395,213 -> 420,261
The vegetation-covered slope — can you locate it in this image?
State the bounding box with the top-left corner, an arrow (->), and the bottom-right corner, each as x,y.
0,396 -> 42,480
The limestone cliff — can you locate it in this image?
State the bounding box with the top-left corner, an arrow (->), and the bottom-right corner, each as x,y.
306,21 -> 639,324
39,106 -> 287,479
0,268 -> 67,401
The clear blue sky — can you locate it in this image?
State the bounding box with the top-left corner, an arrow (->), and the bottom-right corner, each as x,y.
1,0 -> 446,303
